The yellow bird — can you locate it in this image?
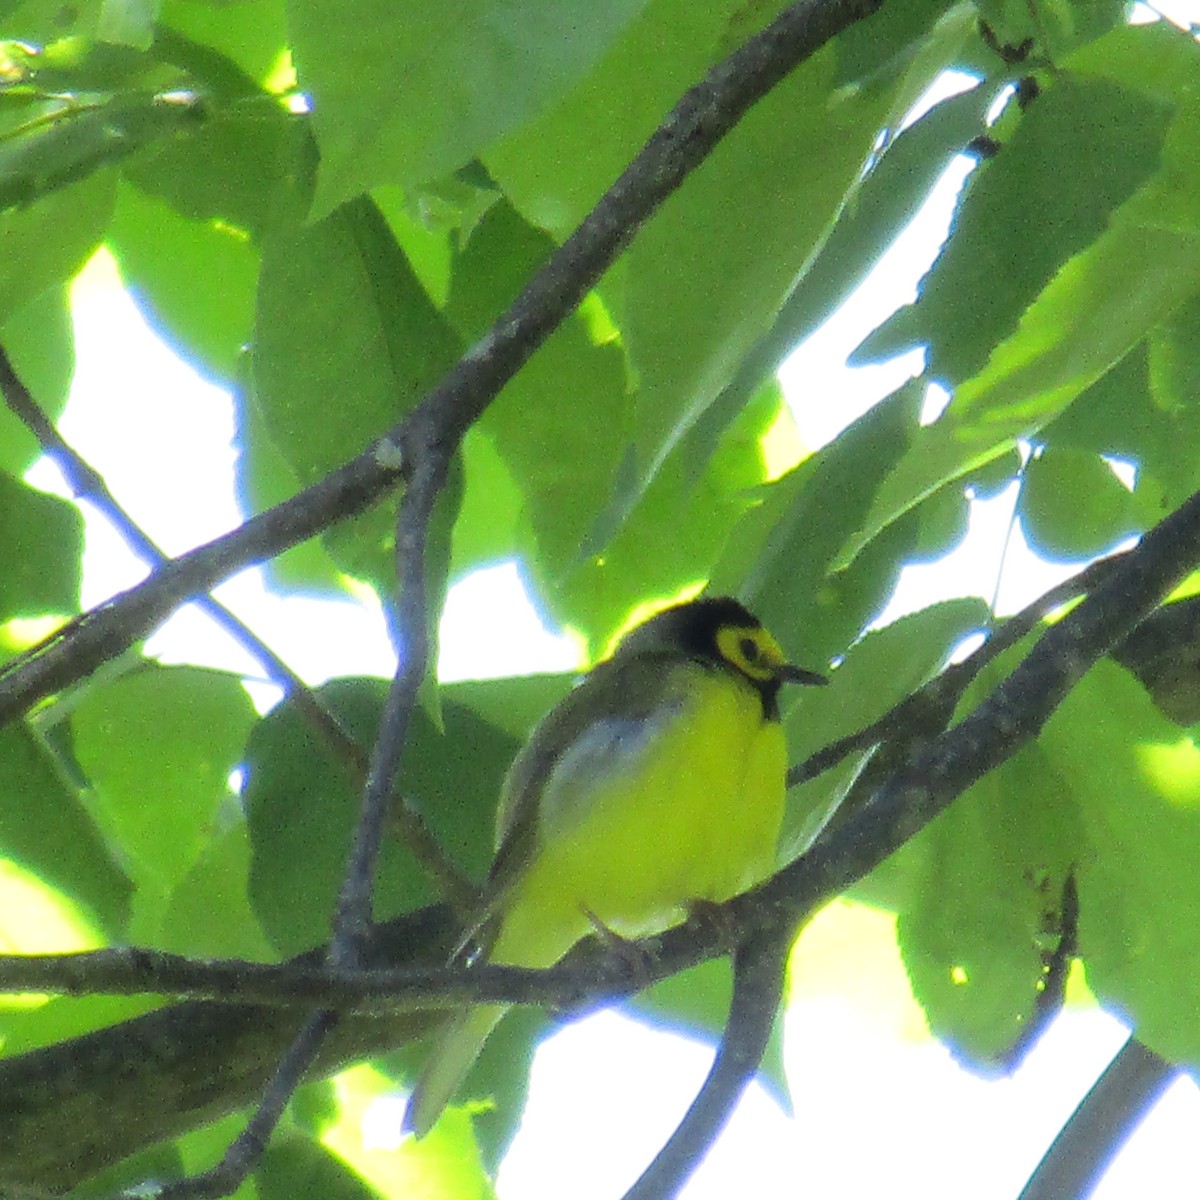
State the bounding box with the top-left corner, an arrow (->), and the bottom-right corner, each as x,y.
405,595 -> 825,1137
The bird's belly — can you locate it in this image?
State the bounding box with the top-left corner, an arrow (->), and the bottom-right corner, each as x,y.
493,674 -> 786,966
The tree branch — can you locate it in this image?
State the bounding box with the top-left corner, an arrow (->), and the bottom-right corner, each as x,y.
0,0 -> 884,729
0,479 -> 1195,1189
788,551 -> 1120,788
0,905 -> 460,1192
0,341 -> 478,935
1017,1036 -> 1177,1200
622,925 -> 793,1200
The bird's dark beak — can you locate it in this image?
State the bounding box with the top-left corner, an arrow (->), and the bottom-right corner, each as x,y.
780,663 -> 828,687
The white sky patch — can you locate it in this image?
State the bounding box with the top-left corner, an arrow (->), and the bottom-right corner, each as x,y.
438,562 -> 582,682
780,154 -> 976,450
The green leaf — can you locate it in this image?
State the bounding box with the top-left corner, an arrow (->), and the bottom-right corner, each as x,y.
245,679 -> 514,956
712,382 -> 924,665
176,1112 -> 260,1199
446,202 -> 630,579
677,81 -> 997,474
549,376 -> 790,651
252,195 -> 462,596
834,0 -> 967,85
374,185 -> 454,309
0,723 -> 133,937
96,0 -> 157,49
159,823 -> 274,959
70,665 -> 257,917
233,368 -> 351,597
0,287 -> 73,477
450,673 -> 574,744
0,992 -> 159,1059
1042,662 -> 1200,1066
486,0 -> 757,240
860,76 -> 1172,385
971,0 -> 1125,61
120,100 -> 309,237
459,1005 -> 544,1171
254,199 -> 462,482
0,171 -> 114,323
159,0 -> 288,87
0,89 -> 208,213
839,217 -> 1200,570
1147,293 -> 1200,503
0,3 -> 103,42
623,41 -> 914,486
897,744 -> 1082,1065
449,428 -> 528,578
784,599 -> 989,864
257,1135 -> 380,1200
108,180 -> 258,382
71,1139 -> 184,1198
1019,447 -> 1137,560
0,473 -> 82,616
292,0 -> 654,214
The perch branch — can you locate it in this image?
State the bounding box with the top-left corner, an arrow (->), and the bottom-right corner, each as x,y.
0,480 -> 1196,1194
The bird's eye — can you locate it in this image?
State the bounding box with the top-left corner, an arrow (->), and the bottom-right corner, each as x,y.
740,636 -> 760,662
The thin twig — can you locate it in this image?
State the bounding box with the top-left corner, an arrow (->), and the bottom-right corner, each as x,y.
1017,1036 -> 1177,1200
330,454 -> 445,966
0,343 -> 477,915
133,1011 -> 338,1200
787,550 -> 1122,787
623,925 -> 792,1200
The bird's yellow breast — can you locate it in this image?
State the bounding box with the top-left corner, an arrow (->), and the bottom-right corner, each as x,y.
492,664 -> 786,968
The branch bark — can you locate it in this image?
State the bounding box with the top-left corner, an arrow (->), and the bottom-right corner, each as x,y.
1,479 -> 1197,1189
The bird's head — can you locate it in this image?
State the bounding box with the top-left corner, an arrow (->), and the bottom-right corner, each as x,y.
615,596 -> 827,713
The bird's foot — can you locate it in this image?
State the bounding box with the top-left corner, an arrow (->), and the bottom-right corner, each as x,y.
580,906 -> 654,987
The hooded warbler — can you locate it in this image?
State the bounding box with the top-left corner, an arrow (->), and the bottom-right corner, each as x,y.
405,595 -> 825,1137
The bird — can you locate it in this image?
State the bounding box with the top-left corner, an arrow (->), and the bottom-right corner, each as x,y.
404,594 -> 826,1137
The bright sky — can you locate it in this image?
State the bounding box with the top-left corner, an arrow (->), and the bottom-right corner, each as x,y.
22,7 -> 1200,1195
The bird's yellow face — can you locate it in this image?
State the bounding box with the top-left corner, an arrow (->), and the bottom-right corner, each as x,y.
713,622 -> 794,687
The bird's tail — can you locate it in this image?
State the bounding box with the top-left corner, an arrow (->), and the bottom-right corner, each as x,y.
403,1003 -> 506,1138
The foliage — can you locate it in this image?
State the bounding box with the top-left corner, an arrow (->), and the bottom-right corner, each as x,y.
0,0 -> 1198,1197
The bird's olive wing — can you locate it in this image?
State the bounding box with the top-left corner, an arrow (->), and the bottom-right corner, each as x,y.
484,653 -> 684,902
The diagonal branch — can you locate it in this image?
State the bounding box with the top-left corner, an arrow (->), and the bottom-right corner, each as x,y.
622,925 -> 793,1200
788,551 -> 1121,789
0,480 -> 1196,1190
0,343 -> 476,918
1017,1035 -> 1177,1200
0,0 -> 885,730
